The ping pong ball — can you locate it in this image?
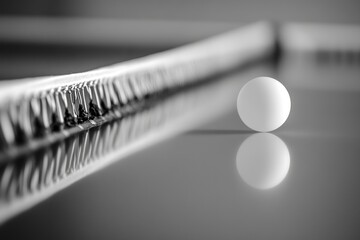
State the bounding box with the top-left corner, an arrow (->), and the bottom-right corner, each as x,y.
237,77 -> 291,132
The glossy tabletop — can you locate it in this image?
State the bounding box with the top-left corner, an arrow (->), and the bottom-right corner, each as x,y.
1,36 -> 360,240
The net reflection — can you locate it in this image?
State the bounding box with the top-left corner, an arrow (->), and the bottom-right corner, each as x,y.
0,75 -> 239,225
236,133 -> 290,190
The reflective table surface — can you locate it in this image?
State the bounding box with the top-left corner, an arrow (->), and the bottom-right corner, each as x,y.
1,49 -> 360,239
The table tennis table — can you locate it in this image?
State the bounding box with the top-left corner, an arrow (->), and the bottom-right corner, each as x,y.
0,18 -> 360,239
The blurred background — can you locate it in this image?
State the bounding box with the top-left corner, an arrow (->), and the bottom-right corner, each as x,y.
1,0 -> 360,23
0,0 -> 359,80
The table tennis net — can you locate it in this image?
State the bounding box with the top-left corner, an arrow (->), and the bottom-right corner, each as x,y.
0,22 -> 276,159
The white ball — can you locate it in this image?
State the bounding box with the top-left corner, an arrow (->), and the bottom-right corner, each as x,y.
237,77 -> 291,132
236,133 -> 290,190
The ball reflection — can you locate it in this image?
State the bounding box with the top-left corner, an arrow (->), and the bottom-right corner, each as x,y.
236,133 -> 290,190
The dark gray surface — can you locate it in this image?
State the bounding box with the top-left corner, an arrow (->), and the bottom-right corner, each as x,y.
0,51 -> 360,239
2,0 -> 360,24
